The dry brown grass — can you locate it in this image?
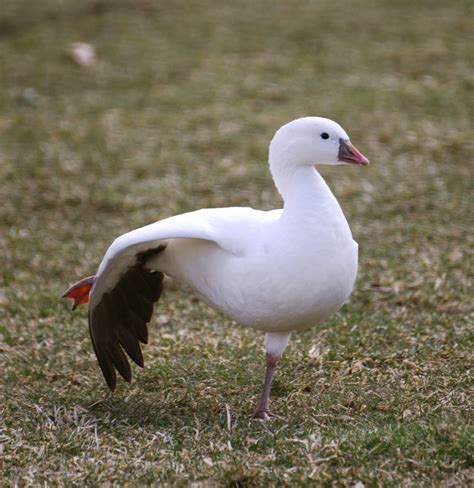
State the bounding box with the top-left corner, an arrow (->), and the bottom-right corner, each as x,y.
1,0 -> 473,485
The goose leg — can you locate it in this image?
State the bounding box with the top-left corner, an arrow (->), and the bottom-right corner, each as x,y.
252,332 -> 291,421
252,352 -> 280,420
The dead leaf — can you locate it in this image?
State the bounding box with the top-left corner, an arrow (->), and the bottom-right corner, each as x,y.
402,359 -> 418,370
68,43 -> 97,67
448,248 -> 463,263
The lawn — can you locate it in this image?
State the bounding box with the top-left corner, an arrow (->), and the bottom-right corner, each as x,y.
0,0 -> 473,485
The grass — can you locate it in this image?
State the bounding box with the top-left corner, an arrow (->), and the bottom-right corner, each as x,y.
0,0 -> 473,485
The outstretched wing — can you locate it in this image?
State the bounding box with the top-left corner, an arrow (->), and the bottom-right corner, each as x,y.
89,260 -> 164,390
88,210 -> 225,390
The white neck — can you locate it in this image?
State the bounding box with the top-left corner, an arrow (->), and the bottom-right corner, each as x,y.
270,157 -> 338,217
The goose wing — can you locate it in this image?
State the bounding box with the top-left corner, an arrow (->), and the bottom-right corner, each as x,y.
88,210 -> 228,390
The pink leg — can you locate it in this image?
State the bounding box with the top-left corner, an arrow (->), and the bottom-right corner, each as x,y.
251,352 -> 280,420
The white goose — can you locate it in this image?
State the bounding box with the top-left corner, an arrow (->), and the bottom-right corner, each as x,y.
64,116 -> 369,420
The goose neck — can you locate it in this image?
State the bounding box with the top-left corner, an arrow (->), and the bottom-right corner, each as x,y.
270,163 -> 333,215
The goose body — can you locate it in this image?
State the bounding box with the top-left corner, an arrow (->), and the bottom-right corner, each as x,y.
64,116 -> 368,420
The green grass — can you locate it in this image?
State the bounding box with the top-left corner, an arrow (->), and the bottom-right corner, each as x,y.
1,0 -> 473,485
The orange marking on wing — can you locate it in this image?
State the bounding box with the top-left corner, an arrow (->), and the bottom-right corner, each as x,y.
62,275 -> 95,310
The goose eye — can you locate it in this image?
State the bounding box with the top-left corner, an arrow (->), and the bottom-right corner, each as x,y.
321,132 -> 329,140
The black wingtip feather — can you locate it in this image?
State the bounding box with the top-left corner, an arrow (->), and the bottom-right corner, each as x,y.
107,343 -> 132,383
101,367 -> 116,390
90,320 -> 117,391
116,325 -> 145,368
88,259 -> 165,390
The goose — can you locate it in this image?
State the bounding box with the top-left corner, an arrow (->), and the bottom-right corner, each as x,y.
63,116 -> 369,420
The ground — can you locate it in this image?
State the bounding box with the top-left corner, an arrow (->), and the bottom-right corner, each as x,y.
0,0 -> 473,485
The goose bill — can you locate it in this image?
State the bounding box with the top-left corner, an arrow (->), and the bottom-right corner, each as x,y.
338,139 -> 369,165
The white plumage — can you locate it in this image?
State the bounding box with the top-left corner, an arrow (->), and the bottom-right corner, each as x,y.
64,116 -> 369,420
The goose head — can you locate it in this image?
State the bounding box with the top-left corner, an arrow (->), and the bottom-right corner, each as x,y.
269,116 -> 369,169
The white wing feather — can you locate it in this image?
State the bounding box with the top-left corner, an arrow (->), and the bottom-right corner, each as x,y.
89,207 -> 274,308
